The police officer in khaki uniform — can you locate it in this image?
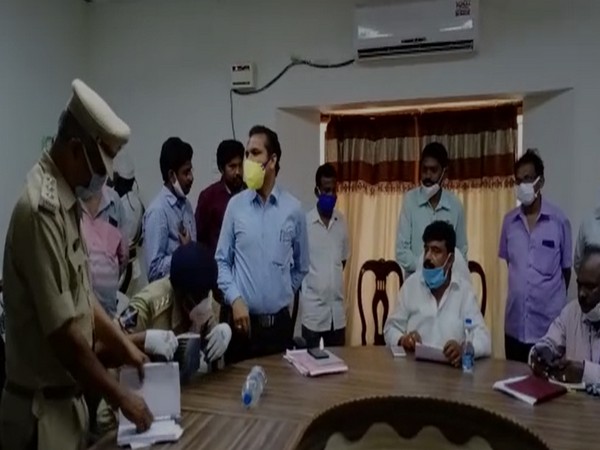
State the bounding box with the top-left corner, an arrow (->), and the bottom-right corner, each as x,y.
0,79 -> 153,450
119,242 -> 232,361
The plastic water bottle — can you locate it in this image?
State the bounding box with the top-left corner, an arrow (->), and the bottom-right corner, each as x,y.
462,318 -> 475,373
241,366 -> 267,408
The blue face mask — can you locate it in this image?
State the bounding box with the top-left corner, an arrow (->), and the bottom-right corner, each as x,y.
75,144 -> 107,201
317,193 -> 337,217
422,255 -> 451,290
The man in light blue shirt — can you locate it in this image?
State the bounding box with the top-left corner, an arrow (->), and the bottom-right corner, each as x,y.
216,125 -> 309,362
396,142 -> 468,276
143,137 -> 196,282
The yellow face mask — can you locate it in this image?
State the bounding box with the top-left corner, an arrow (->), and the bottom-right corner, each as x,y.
243,159 -> 266,190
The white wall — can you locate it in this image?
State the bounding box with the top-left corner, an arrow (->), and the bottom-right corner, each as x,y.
0,0 -> 87,259
2,0 -> 599,259
84,0 -> 600,240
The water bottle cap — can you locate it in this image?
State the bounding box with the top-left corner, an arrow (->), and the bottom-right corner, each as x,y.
242,392 -> 252,407
465,318 -> 472,325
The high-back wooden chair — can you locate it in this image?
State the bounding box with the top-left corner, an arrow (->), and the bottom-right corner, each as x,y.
357,259 -> 403,346
468,261 -> 487,317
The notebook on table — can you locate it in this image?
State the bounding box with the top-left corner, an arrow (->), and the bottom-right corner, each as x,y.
117,362 -> 183,448
493,375 -> 567,405
284,349 -> 348,377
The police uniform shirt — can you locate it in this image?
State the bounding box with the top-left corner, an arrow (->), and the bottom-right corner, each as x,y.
118,278 -> 215,336
2,152 -> 94,388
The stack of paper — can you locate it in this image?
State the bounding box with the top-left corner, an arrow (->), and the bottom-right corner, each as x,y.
117,362 -> 183,448
284,349 -> 348,377
390,346 -> 406,358
493,375 -> 567,405
118,420 -> 183,448
414,343 -> 448,364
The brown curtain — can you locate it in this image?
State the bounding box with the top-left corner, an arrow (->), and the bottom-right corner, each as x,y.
326,104 -> 517,357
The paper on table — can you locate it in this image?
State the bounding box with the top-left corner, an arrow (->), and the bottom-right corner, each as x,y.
117,363 -> 183,448
118,420 -> 183,448
284,349 -> 348,377
390,346 -> 406,358
415,343 -> 448,364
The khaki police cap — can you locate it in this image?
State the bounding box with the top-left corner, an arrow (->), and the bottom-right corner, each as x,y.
67,79 -> 130,176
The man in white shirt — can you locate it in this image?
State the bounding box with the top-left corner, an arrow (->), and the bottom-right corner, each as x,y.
384,220 -> 490,366
300,164 -> 350,348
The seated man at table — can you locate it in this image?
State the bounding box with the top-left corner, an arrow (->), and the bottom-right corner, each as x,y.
384,221 -> 491,366
529,245 -> 600,384
95,242 -> 233,433
118,242 -> 232,362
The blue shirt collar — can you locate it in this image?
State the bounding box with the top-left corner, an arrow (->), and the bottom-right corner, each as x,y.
514,197 -> 552,222
418,188 -> 450,210
251,184 -> 280,206
162,185 -> 185,207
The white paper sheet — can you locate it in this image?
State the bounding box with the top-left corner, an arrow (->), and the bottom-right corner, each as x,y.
414,343 -> 448,364
117,363 -> 182,448
390,346 -> 406,358
284,349 -> 348,376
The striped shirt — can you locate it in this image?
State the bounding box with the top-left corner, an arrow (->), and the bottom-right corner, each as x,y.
81,186 -> 128,316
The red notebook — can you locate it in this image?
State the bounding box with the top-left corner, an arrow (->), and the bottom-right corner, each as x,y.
493,375 -> 567,405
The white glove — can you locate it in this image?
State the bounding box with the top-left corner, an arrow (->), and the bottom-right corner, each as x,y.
144,330 -> 178,360
198,352 -> 210,374
205,323 -> 232,362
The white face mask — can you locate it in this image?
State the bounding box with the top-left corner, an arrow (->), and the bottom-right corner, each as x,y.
172,177 -> 186,198
75,145 -> 107,201
516,177 -> 540,206
584,301 -> 600,323
420,169 -> 445,200
421,183 -> 440,200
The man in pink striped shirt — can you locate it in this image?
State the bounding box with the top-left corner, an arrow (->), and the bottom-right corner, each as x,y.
530,245 -> 600,384
81,185 -> 128,317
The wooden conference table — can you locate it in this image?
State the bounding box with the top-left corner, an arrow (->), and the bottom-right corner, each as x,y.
93,346 -> 599,450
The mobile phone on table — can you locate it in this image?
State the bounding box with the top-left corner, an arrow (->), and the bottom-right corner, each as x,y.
308,347 -> 330,359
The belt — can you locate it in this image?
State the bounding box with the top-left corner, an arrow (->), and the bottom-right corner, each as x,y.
5,381 -> 83,400
250,308 -> 289,329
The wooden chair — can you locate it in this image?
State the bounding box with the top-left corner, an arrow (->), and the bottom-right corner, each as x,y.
357,259 -> 403,346
468,261 -> 487,317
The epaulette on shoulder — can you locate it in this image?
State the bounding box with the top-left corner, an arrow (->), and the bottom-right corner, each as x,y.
39,173 -> 59,213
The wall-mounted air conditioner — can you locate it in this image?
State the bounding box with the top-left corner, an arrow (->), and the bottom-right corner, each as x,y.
354,0 -> 479,61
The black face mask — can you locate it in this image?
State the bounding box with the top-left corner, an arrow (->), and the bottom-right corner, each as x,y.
114,176 -> 135,197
